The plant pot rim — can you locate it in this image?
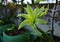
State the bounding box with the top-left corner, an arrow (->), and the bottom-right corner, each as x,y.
3,31 -> 29,37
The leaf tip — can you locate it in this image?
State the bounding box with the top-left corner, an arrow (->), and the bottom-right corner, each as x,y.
18,27 -> 20,30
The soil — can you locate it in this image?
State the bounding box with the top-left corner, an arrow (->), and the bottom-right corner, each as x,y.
5,28 -> 26,36
53,35 -> 60,42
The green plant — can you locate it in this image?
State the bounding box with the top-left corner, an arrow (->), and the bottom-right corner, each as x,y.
2,24 -> 30,42
3,24 -> 16,32
18,4 -> 54,42
12,0 -> 16,3
0,20 -> 4,34
18,4 -> 48,33
0,4 -> 4,9
3,3 -> 17,24
0,20 -> 5,25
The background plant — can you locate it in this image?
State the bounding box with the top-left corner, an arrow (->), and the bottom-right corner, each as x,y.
3,2 -> 17,24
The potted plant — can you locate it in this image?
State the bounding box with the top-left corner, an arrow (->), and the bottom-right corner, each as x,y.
3,24 -> 30,42
18,4 -> 54,42
0,20 -> 5,42
0,20 -> 4,34
2,3 -> 30,42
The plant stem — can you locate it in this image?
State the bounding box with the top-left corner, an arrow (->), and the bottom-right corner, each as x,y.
36,25 -> 54,42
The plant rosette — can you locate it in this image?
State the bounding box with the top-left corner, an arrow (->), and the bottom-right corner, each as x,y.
18,4 -> 48,36
18,4 -> 54,42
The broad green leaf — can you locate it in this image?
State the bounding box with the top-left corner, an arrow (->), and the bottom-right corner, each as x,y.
39,6 -> 45,11
35,18 -> 47,24
33,7 -> 39,18
18,14 -> 33,22
24,7 -> 34,23
33,7 -> 39,14
39,8 -> 48,17
37,6 -> 45,17
18,14 -> 28,19
18,20 -> 29,30
24,4 -> 33,16
26,14 -> 34,24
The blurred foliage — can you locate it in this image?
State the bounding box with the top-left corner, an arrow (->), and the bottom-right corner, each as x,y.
7,3 -> 16,10
0,3 -> 17,25
0,20 -> 5,25
12,0 -> 16,3
0,4 -> 4,9
3,24 -> 16,32
7,3 -> 17,18
0,0 -> 4,3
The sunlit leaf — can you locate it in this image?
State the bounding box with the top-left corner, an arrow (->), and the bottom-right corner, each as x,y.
18,14 -> 28,19
37,6 -> 45,17
39,8 -> 48,17
24,4 -> 33,16
18,20 -> 29,30
35,18 -> 47,24
33,7 -> 39,18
